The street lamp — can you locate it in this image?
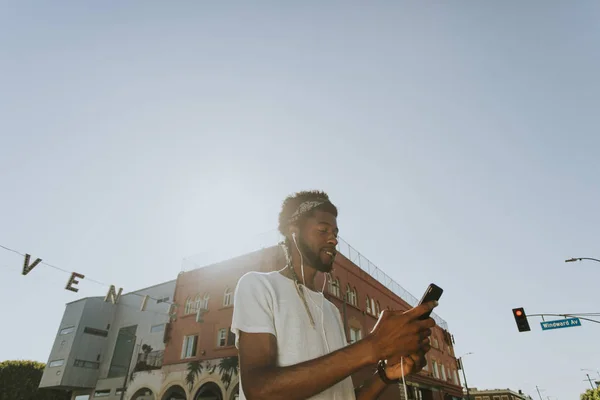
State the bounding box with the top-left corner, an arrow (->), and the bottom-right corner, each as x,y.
536,386 -> 546,400
458,352 -> 474,400
565,257 -> 600,263
581,368 -> 600,379
581,370 -> 599,390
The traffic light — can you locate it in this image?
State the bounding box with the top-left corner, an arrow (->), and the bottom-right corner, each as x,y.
512,307 -> 531,332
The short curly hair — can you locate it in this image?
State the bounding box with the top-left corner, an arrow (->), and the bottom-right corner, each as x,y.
278,190 -> 338,236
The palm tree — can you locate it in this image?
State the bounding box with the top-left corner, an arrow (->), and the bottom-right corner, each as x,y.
185,360 -> 203,390
218,356 -> 239,390
204,360 -> 216,375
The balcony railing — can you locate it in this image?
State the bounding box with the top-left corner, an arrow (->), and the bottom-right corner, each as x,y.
134,350 -> 164,372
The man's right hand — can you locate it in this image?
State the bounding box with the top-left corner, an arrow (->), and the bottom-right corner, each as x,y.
366,301 -> 438,363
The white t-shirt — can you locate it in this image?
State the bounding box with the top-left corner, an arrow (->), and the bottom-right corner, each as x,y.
231,270 -> 357,400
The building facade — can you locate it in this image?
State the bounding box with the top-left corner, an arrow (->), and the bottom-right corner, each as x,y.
39,281 -> 176,400
161,241 -> 463,400
469,388 -> 533,400
41,238 -> 463,400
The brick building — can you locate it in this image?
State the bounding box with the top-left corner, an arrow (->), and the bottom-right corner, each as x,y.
161,239 -> 464,400
469,388 -> 533,400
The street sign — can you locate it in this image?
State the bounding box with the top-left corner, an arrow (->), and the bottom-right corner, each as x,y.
540,317 -> 581,331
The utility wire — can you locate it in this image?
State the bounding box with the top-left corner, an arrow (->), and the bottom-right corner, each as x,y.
1,243 -> 174,305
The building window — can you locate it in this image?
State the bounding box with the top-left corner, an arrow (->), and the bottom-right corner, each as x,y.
74,359 -> 100,369
217,328 -> 227,347
217,328 -> 235,347
501,396 -> 508,400
83,327 -> 108,337
366,296 -> 372,314
108,325 -> 137,378
223,288 -> 233,307
93,390 -> 110,397
346,285 -> 357,306
328,278 -> 341,297
432,337 -> 439,349
181,335 -> 198,359
59,326 -> 75,335
349,327 -> 362,343
375,301 -> 381,316
194,294 -> 203,312
184,297 -> 194,314
440,364 -> 446,380
202,293 -> 210,310
452,369 -> 459,385
48,359 -> 64,368
370,298 -> 377,316
432,361 -> 439,378
74,396 -> 90,400
150,324 -> 165,333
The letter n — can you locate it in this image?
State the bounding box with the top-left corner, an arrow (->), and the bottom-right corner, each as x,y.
105,285 -> 123,304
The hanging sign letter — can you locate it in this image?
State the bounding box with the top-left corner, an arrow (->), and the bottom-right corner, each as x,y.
65,272 -> 85,292
22,254 -> 42,275
105,285 -> 123,304
140,295 -> 149,311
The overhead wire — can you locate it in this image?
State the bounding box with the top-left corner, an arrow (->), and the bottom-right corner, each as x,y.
0,243 -> 175,307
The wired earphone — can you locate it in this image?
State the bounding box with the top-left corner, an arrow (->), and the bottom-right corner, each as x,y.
291,231 -> 330,353
287,232 -> 409,399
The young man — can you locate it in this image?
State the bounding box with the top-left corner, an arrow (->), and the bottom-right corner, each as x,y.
231,190 -> 437,400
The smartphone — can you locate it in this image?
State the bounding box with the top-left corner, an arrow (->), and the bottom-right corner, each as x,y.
417,283 -> 443,320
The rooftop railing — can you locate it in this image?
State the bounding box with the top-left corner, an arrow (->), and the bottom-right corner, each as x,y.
182,230 -> 448,330
335,236 -> 448,330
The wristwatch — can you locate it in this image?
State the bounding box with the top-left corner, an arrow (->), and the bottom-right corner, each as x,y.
377,360 -> 400,384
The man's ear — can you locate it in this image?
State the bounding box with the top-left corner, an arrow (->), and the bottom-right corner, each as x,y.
289,226 -> 300,239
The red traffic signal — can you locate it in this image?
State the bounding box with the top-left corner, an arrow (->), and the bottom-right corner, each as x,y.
512,307 -> 531,332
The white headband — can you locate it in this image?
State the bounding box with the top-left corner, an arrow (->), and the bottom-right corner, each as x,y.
288,199 -> 329,224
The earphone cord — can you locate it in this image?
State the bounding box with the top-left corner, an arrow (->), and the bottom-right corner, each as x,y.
283,240 -> 317,328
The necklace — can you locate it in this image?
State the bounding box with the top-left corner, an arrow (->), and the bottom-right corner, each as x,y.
281,243 -> 316,329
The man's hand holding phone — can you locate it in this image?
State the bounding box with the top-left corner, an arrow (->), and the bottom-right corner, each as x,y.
365,283 -> 443,380
366,300 -> 438,364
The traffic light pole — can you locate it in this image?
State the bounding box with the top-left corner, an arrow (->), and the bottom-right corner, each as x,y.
526,313 -> 600,325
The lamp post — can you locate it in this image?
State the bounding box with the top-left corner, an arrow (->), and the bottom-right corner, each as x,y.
581,368 -> 600,380
565,257 -> 600,264
584,373 -> 597,390
535,386 -> 545,400
458,352 -> 474,400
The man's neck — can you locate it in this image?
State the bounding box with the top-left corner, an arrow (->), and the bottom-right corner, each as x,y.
282,253 -> 318,291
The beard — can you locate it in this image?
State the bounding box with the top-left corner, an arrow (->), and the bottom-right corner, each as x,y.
296,235 -> 334,273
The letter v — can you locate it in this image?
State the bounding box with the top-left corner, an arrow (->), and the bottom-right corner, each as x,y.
22,254 -> 42,275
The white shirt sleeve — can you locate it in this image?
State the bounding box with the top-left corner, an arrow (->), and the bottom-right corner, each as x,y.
231,272 -> 277,349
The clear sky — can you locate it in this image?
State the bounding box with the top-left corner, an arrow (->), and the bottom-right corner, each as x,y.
1,1 -> 599,399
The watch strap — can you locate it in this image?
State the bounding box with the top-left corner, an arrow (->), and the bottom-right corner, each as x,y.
377,360 -> 400,384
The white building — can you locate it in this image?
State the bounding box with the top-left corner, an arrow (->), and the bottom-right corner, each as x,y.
40,281 -> 176,400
